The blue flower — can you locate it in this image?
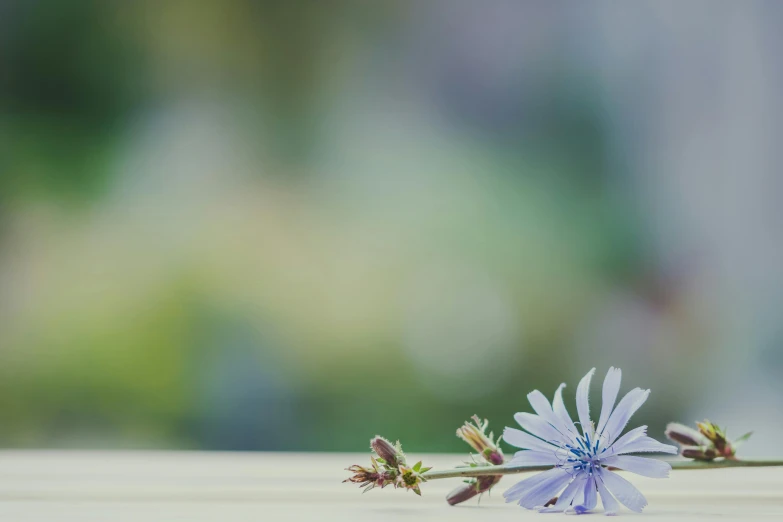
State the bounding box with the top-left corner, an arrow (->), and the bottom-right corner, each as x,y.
502,368 -> 677,515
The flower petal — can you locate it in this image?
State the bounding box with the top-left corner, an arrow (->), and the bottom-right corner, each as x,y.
539,474 -> 585,512
503,427 -> 558,452
602,388 -> 649,445
516,468 -> 573,509
504,468 -> 558,502
602,455 -> 671,478
504,467 -> 569,504
596,367 -> 622,436
514,412 -> 564,444
613,436 -> 678,455
595,469 -> 620,515
526,390 -> 571,438
577,476 -> 598,512
599,469 -> 648,513
576,368 -> 596,438
609,425 -> 647,453
553,383 -> 580,443
509,450 -> 561,466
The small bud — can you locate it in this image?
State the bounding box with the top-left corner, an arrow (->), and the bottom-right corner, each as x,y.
696,420 -> 730,454
665,422 -> 710,447
446,475 -> 501,506
456,415 -> 504,465
371,436 -> 402,468
681,446 -> 718,461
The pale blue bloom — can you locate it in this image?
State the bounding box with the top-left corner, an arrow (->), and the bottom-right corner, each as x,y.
503,368 -> 677,515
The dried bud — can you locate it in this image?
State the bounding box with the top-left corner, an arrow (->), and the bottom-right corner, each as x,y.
371,436 -> 402,468
681,446 -> 718,461
446,475 -> 502,505
344,458 -> 397,491
456,415 -> 504,465
665,422 -> 710,447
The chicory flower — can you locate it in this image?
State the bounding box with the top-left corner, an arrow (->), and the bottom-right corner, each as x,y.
503,367 -> 677,514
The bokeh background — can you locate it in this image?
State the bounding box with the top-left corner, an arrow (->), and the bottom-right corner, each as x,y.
1,0 -> 782,456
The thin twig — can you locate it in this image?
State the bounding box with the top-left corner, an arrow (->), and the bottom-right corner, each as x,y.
423,459 -> 783,481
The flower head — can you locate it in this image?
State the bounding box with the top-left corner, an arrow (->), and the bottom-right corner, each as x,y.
503,367 -> 677,515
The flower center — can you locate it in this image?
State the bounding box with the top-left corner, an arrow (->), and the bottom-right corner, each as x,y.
557,432 -> 608,476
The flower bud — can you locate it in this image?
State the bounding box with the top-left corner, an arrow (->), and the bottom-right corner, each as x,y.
665,422 -> 710,447
446,475 -> 502,506
696,420 -> 730,454
457,415 -> 504,465
680,446 -> 718,461
448,415 -> 505,505
371,436 -> 402,467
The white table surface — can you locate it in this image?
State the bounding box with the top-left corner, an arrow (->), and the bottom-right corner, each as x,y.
0,451 -> 780,521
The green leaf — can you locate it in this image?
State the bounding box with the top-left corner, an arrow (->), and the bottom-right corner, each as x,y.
420,467 -> 432,473
413,487 -> 421,496
413,461 -> 422,472
733,431 -> 754,447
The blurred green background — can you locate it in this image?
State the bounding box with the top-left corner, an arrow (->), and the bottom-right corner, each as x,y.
1,0 -> 782,455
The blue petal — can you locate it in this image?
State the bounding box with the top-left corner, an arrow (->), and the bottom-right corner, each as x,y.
578,476 -> 598,512
509,450 -> 561,466
527,390 -> 571,438
539,474 -> 586,512
569,475 -> 597,513
599,469 -> 648,513
602,455 -> 671,478
596,367 -> 622,437
609,425 -> 647,453
503,427 -> 558,452
504,469 -> 557,502
552,383 -> 580,443
576,368 -> 596,438
516,468 -> 573,509
601,388 -> 649,445
514,412 -> 564,444
613,436 -> 678,455
504,467 -> 567,503
595,470 -> 620,515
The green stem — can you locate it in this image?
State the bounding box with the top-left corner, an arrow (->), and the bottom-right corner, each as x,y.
423,459 -> 783,481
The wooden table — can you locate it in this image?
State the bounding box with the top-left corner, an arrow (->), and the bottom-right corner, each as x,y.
0,451 -> 780,520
